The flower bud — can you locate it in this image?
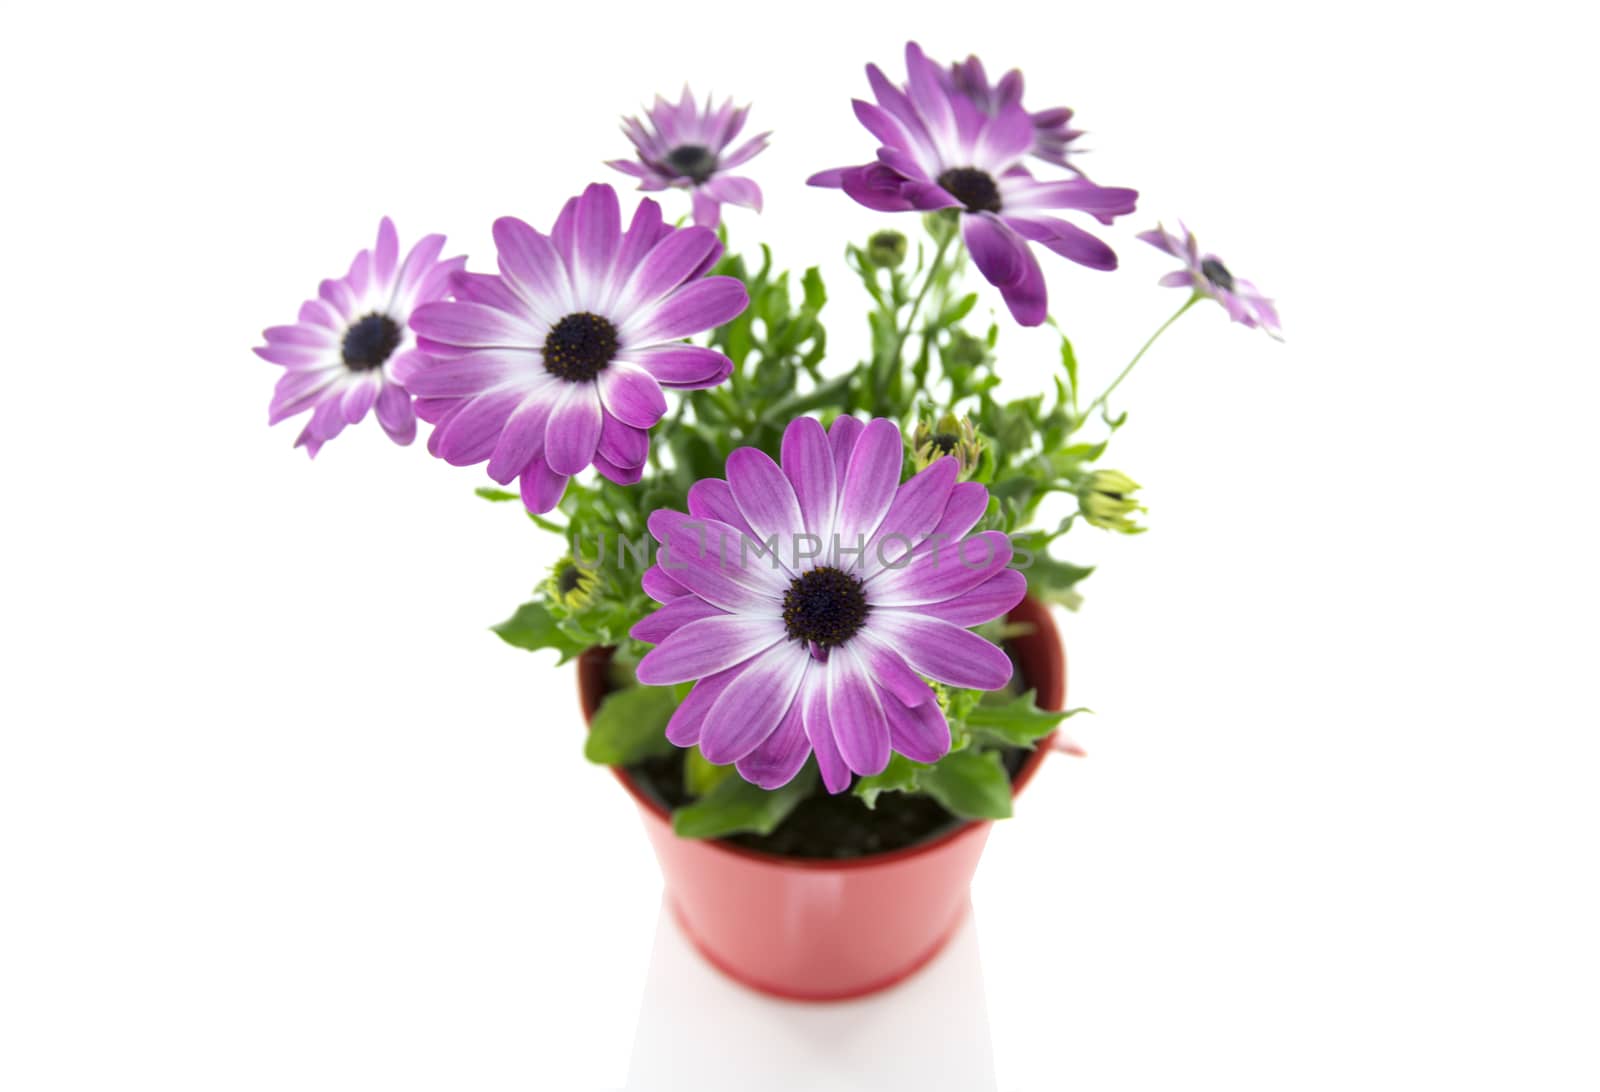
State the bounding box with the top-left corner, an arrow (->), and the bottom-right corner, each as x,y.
1079,470 -> 1145,533
545,557 -> 599,611
866,229 -> 908,269
913,412 -> 984,479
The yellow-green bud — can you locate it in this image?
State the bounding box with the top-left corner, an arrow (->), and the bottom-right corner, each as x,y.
912,412 -> 984,479
866,230 -> 908,269
545,557 -> 599,610
1079,470 -> 1145,533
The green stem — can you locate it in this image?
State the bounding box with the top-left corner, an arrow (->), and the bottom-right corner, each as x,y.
1082,295 -> 1199,421
894,233 -> 952,363
875,231 -> 954,414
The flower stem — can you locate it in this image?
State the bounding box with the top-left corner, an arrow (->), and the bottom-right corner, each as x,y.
1082,295 -> 1199,422
895,233 -> 953,360
875,231 -> 954,414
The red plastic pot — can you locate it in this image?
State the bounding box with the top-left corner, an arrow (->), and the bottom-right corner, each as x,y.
577,596 -> 1065,1001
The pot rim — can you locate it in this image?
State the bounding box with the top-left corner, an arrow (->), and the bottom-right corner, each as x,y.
582,596 -> 1064,872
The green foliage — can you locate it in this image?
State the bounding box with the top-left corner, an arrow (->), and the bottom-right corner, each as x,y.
583,685 -> 681,766
966,689 -> 1087,747
683,746 -> 736,797
918,750 -> 1014,820
491,601 -> 588,663
853,754 -> 924,809
672,764 -> 819,839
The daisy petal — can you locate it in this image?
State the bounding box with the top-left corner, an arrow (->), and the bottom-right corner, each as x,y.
700,642 -> 809,764
648,511 -> 786,611
780,416 -> 837,542
634,614 -> 788,686
835,418 -> 902,554
519,460 -> 568,513
624,344 -> 732,388
727,447 -> 805,551
884,694 -> 952,764
596,362 -> 667,428
622,276 -> 749,344
686,478 -> 758,538
801,673 -> 852,794
544,384 -> 603,476
827,647 -> 891,777
868,613 -> 1015,691
735,672 -> 815,789
665,667 -> 741,747
919,568 -> 1027,627
871,531 -> 1014,604
410,301 -> 540,351
629,595 -> 724,645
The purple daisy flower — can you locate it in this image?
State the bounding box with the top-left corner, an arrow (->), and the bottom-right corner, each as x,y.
1139,222 -> 1283,339
630,415 -> 1027,794
942,53 -> 1085,171
403,183 -> 748,513
606,88 -> 769,229
807,41 -> 1138,327
255,218 -> 464,456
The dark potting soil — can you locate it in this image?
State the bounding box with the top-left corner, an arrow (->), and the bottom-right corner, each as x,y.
625,744 -> 1031,861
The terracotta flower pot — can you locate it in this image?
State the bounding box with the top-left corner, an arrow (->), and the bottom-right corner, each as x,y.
576,595 -> 1065,1001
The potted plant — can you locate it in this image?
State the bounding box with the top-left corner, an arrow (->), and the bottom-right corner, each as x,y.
253,41 -> 1279,1001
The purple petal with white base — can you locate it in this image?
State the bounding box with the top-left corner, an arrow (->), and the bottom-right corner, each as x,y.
407,184 -> 749,512
629,416 -> 1026,792
808,42 -> 1137,326
941,53 -> 1086,171
255,218 -> 465,456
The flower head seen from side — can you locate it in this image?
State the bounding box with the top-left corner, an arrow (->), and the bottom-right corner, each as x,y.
808,41 -> 1138,327
942,53 -> 1085,172
629,416 -> 1027,793
255,219 -> 464,456
404,183 -> 749,513
1139,223 -> 1282,340
608,88 -> 769,228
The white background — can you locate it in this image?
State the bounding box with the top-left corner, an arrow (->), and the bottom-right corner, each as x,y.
2,1 -> 1596,1089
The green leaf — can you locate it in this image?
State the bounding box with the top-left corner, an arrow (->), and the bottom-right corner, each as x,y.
582,684 -> 681,766
684,746 -> 736,797
939,293 -> 978,326
966,689 -> 1081,747
491,601 -> 588,662
672,765 -> 819,839
1025,555 -> 1095,610
919,750 -> 1013,820
801,266 -> 827,313
474,486 -> 520,502
1058,333 -> 1079,396
853,753 -> 924,809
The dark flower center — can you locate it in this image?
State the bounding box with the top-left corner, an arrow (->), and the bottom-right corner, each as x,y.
1200,257 -> 1236,292
782,566 -> 870,650
665,144 -> 718,184
543,312 -> 618,382
937,167 -> 1002,214
930,432 -> 959,455
340,312 -> 402,371
557,565 -> 585,594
